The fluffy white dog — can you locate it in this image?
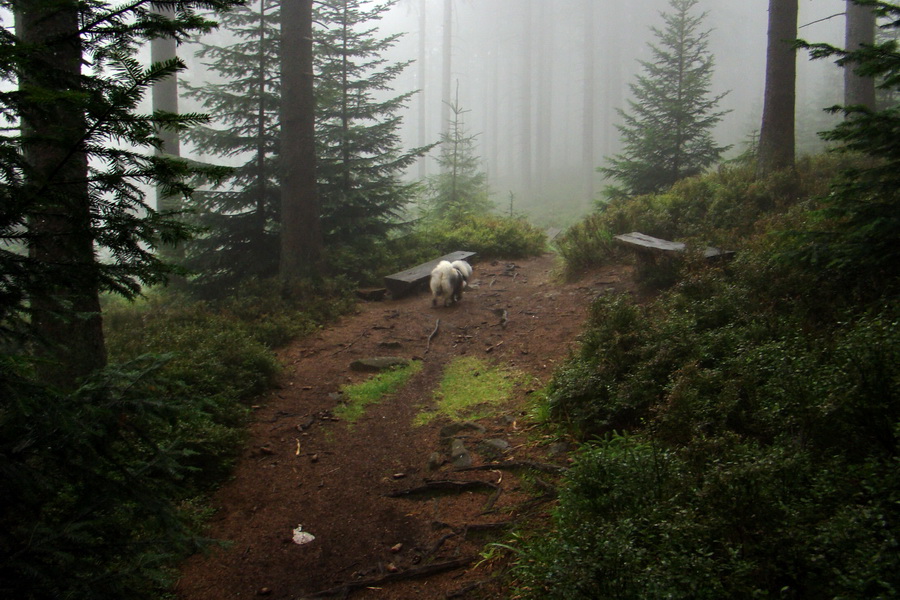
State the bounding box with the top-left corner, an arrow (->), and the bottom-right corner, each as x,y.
430,260 -> 465,307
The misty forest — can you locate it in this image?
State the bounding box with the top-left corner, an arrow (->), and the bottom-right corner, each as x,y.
2,0 -> 900,598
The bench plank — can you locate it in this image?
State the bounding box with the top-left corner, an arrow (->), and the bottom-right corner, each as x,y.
383,251 -> 477,299
614,231 -> 733,260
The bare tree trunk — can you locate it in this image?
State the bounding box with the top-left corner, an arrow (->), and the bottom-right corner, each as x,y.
844,0 -> 877,110
17,1 -> 107,389
757,0 -> 798,177
535,0 -> 553,198
519,0 -> 534,198
280,0 -> 322,279
151,5 -> 184,262
417,0 -> 428,178
582,0 -> 597,204
441,0 -> 452,139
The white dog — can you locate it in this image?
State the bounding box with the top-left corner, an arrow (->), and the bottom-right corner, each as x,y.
430,260 -> 465,307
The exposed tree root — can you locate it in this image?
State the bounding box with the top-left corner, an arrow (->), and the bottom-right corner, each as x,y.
300,556 -> 477,599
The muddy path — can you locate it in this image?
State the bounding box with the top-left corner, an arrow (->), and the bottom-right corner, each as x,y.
175,253 -> 634,600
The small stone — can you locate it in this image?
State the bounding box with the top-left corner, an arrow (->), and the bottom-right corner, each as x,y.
258,587 -> 273,596
310,453 -> 319,463
450,439 -> 472,468
386,563 -> 400,573
391,543 -> 403,553
392,472 -> 406,479
426,452 -> 443,471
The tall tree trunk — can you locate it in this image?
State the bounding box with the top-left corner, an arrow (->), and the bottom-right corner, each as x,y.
17,1 -> 107,389
757,0 -> 798,177
280,0 -> 322,279
151,5 -> 184,261
256,0 -> 270,239
582,0 -> 597,204
417,0 -> 428,178
519,0 -> 534,198
536,0 -> 553,197
844,0 -> 877,110
441,0 -> 452,139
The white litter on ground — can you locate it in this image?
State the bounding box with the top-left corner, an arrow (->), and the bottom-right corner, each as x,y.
292,525 -> 315,545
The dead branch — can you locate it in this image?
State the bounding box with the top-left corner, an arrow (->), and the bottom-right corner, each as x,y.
301,556 -> 477,599
329,328 -> 370,356
386,479 -> 499,498
424,318 -> 441,355
455,460 -> 569,475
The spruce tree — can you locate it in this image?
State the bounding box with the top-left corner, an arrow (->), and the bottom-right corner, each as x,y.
602,0 -> 729,197
314,0 -> 433,273
426,96 -> 492,221
3,0 -> 236,387
795,0 -> 900,290
183,0 -> 283,291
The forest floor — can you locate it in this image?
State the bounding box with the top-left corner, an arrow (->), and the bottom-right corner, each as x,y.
175,253 -> 637,600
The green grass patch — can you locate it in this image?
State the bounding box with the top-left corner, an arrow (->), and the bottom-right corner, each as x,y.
414,357 -> 523,426
334,361 -> 423,424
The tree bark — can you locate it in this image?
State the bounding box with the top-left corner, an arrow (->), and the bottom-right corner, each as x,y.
280,0 -> 322,279
17,0 -> 107,389
582,0 -> 597,203
757,0 -> 798,177
441,0 -> 452,139
844,0 -> 877,110
151,5 -> 184,262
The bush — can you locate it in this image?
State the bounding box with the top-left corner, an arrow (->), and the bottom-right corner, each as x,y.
558,155 -> 860,275
513,230 -> 900,597
407,215 -> 547,260
0,356 -> 234,600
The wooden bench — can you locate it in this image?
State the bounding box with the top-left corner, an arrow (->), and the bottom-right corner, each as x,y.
614,232 -> 733,261
383,251 -> 477,299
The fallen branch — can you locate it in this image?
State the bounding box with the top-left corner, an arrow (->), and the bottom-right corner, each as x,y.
301,556 -> 477,599
330,328 -> 371,356
424,318 -> 441,355
386,479 -> 499,498
455,460 -> 569,475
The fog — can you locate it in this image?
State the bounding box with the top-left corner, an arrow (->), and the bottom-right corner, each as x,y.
339,0 -> 846,225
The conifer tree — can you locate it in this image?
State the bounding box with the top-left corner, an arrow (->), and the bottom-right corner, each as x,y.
427,96 -> 492,221
602,0 -> 729,197
183,0 -> 283,291
3,0 -> 236,387
314,0 -> 433,272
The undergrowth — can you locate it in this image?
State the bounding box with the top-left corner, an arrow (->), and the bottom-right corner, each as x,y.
509,149 -> 900,596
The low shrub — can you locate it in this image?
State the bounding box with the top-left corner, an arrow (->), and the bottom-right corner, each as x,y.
0,355 -> 235,600
513,231 -> 900,597
407,215 -> 547,260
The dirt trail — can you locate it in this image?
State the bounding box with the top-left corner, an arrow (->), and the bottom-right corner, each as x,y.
176,253 -> 634,600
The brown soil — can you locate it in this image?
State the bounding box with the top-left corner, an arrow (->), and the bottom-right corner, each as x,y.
175,253 -> 635,600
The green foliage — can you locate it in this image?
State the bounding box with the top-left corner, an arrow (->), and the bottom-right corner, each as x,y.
601,0 -> 730,197
0,355 -> 241,600
0,1 -> 240,334
789,1 -> 900,298
182,0 -> 283,292
553,214 -> 620,278
315,0 -> 433,278
335,361 -> 423,424
408,215 -> 547,261
425,99 -> 494,221
558,155 -> 855,276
